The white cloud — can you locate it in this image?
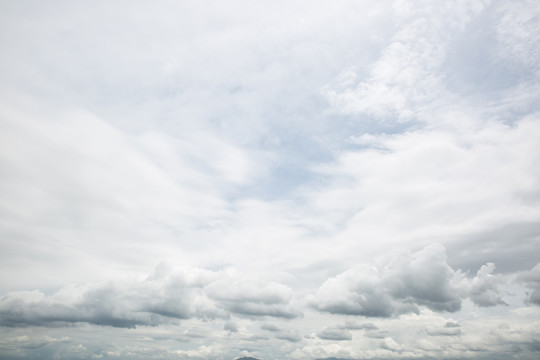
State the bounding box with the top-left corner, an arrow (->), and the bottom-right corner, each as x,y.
1,0 -> 540,359
304,115 -> 540,274
496,0 -> 540,75
323,0 -> 489,122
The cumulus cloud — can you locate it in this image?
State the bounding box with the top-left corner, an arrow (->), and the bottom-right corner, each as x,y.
0,269 -> 213,328
462,263 -> 507,307
205,278 -> 300,318
276,330 -> 303,343
0,266 -> 299,328
317,327 -> 352,341
518,263 -> 540,305
310,244 -> 507,317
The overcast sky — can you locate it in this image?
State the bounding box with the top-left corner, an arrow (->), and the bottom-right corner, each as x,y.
1,0 -> 540,359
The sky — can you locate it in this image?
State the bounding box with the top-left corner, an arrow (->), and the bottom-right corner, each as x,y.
1,0 -> 540,359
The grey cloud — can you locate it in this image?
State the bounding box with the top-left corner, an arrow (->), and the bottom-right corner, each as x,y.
517,263 -> 540,305
310,244 -> 507,317
317,327 -> 352,341
384,245 -> 462,312
0,271 -> 214,328
463,263 -> 507,307
224,321 -> 238,332
206,279 -> 301,319
224,302 -> 299,319
446,222 -> 540,274
261,323 -> 280,332
339,321 -> 378,331
0,266 -> 299,328
0,293 -> 140,329
444,321 -> 460,328
310,245 -> 457,316
276,330 -> 302,343
426,325 -> 461,336
1,246 -> 507,331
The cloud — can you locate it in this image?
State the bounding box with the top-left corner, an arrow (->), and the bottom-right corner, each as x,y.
308,115 -> 540,277
462,263 -> 508,307
518,263 -> 540,305
261,323 -> 281,332
310,245 -> 459,316
1,1 -> 540,359
0,104 -> 252,291
276,330 -> 303,343
310,244 -> 507,317
323,0 -> 488,122
172,345 -> 225,360
363,330 -> 390,339
426,323 -> 461,336
0,334 -> 70,351
291,307 -> 540,360
0,269 -> 214,328
224,321 -> 238,332
339,321 -> 378,331
205,278 -> 300,319
381,336 -> 401,351
0,265 -> 299,328
496,0 -> 540,74
444,321 -> 460,328
317,327 -> 352,341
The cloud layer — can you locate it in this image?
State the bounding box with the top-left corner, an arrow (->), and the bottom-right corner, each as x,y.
0,244 -> 526,332
1,0 -> 540,359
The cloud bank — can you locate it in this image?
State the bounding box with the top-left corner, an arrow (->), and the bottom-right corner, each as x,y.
0,244 -> 522,331
0,266 -> 301,328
